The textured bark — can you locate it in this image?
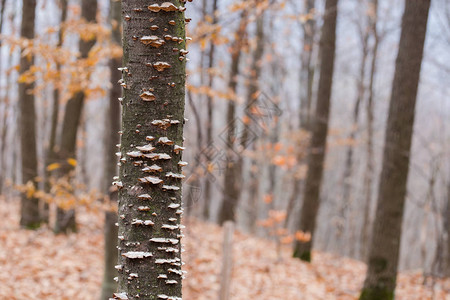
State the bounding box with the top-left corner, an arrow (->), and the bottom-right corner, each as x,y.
360,1 -> 430,299
361,0 -> 379,261
18,0 -> 40,229
100,0 -> 122,299
292,0 -> 338,262
54,0 -> 97,234
299,0 -> 316,130
116,1 -> 187,299
202,0 -> 218,221
42,0 -> 68,224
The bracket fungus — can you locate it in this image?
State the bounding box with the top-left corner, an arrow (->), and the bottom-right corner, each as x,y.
137,206 -> 151,212
140,91 -> 156,102
142,164 -> 163,172
143,153 -> 171,160
127,151 -> 143,158
113,292 -> 129,300
153,62 -> 172,72
131,219 -> 155,226
163,185 -> 180,191
178,161 -> 188,167
150,238 -> 179,245
138,194 -> 152,200
155,257 -> 181,265
121,251 -> 153,259
158,137 -> 174,145
165,172 -> 185,179
136,144 -> 156,152
173,145 -> 185,154
141,35 -> 165,48
139,176 -> 163,185
160,2 -> 179,12
168,203 -> 181,209
158,295 -> 182,300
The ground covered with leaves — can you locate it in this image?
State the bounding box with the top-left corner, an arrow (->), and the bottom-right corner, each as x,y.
0,199 -> 448,299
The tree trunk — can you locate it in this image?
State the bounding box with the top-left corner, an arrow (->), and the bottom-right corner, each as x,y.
299,0 -> 316,130
100,0 -> 122,299
115,1 -> 187,298
292,0 -> 338,262
218,11 -> 248,225
54,0 -> 97,234
202,0 -> 218,221
340,16 -> 369,257
41,0 -> 68,224
444,181 -> 450,277
360,1 -> 430,299
0,0 -> 8,195
286,0 -> 316,232
361,0 -> 379,261
18,0 -> 40,229
242,12 -> 265,232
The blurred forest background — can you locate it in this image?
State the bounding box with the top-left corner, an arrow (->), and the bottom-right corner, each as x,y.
0,0 -> 449,299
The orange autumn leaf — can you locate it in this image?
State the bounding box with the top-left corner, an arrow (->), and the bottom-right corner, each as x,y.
67,158 -> 77,167
295,231 -> 312,243
281,235 -> 294,244
264,194 -> 273,204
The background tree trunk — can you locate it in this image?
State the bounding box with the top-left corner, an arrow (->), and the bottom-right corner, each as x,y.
218,10 -> 248,225
100,0 -> 121,298
54,0 -> 97,234
242,12 -> 265,232
42,0 -> 68,224
340,12 -> 369,257
0,0 -> 8,196
360,1 -> 431,299
292,0 -> 338,262
361,0 -> 379,261
202,0 -> 218,221
18,0 -> 40,229
286,0 -> 316,232
116,1 -> 187,298
299,0 -> 316,130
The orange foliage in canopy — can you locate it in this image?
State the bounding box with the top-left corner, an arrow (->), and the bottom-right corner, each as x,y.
3,17 -> 122,102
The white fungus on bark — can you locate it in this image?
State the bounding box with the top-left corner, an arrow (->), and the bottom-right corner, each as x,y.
121,251 -> 153,259
168,203 -> 180,209
165,172 -> 185,179
143,164 -> 163,172
138,194 -> 152,200
136,144 -> 156,152
139,176 -> 163,185
163,185 -> 180,191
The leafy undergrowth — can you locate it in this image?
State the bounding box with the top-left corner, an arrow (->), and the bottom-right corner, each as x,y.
0,198 -> 448,300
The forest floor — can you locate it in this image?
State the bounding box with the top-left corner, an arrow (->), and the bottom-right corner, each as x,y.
0,198 -> 449,300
